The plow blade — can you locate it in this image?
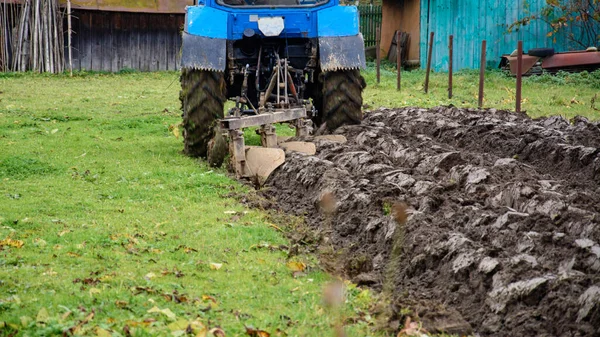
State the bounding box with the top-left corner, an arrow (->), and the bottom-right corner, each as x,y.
242,147 -> 286,186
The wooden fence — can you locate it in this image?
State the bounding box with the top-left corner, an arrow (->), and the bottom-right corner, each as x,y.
67,10 -> 184,72
358,4 -> 381,47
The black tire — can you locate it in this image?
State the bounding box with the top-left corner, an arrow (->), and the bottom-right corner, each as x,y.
180,69 -> 226,159
528,48 -> 555,57
317,69 -> 366,133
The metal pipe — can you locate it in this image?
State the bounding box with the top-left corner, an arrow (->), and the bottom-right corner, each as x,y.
448,35 -> 453,99
424,31 -> 434,93
255,45 -> 262,91
287,71 -> 298,100
478,40 -> 486,108
277,58 -> 281,104
261,66 -> 279,107
516,40 -> 523,113
284,59 -> 288,105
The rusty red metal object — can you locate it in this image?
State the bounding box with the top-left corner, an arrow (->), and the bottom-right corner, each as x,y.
502,50 -> 600,75
506,55 -> 540,75
541,50 -> 600,69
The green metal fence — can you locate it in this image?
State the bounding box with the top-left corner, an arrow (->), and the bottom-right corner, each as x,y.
358,5 -> 382,47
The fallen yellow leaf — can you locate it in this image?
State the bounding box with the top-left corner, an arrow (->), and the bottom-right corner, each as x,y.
0,237 -> 24,249
286,261 -> 306,272
147,306 -> 176,320
58,229 -> 71,237
96,327 -> 112,337
168,319 -> 189,331
89,288 -> 102,296
209,263 -> 223,270
20,316 -> 32,327
36,308 -> 49,324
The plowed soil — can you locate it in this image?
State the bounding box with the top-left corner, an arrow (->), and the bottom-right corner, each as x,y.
262,107 -> 600,336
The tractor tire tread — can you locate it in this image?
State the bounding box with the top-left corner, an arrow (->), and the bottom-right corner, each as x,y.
180,69 -> 226,159
320,69 -> 366,132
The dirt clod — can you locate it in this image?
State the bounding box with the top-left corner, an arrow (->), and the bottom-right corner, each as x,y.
262,107 -> 600,336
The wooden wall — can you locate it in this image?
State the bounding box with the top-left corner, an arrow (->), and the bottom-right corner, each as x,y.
67,10 -> 184,72
381,0 -> 420,64
60,0 -> 193,14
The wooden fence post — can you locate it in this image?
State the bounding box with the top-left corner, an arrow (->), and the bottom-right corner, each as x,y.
424,31 -> 434,93
478,40 -> 486,108
396,31 -> 401,91
376,26 -> 381,84
448,35 -> 453,99
516,40 -> 523,113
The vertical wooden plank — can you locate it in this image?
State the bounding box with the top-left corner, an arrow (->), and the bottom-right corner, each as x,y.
419,0 -> 428,69
90,13 -> 102,71
112,12 -> 120,72
128,13 -> 138,70
139,13 -> 147,71
151,14 -> 159,71
70,10 -> 81,71
158,15 -> 167,71
176,14 -> 184,69
165,14 -> 173,70
83,11 -> 93,71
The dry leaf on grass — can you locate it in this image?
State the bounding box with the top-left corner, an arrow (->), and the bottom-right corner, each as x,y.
147,306 -> 176,320
397,317 -> 429,337
245,325 -> 270,337
210,327 -> 226,336
96,327 -> 112,337
0,237 -> 24,248
209,263 -> 223,270
286,261 -> 306,272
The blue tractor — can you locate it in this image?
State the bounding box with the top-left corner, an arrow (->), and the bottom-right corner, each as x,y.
180,0 -> 366,176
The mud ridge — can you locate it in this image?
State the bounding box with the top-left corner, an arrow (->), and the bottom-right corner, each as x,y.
262,107 -> 600,336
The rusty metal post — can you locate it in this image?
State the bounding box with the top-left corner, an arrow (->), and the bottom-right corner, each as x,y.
376,27 -> 381,84
516,41 -> 523,113
396,31 -> 401,91
424,31 -> 434,93
448,35 -> 453,99
478,40 -> 486,108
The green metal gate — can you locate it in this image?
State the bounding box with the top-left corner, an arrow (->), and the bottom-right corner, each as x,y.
358,4 -> 382,47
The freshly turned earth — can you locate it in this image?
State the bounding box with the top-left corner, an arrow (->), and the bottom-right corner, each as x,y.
262,107 -> 600,336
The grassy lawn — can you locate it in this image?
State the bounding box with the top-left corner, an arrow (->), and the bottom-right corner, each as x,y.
0,66 -> 598,336
364,63 -> 600,120
0,72 -> 375,336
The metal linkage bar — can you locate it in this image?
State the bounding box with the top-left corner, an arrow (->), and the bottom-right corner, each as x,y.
220,108 -> 307,130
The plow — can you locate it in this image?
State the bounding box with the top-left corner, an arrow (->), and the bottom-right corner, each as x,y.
179,0 -> 366,181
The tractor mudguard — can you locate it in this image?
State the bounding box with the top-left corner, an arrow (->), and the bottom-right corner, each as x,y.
181,32 -> 226,72
319,34 -> 366,72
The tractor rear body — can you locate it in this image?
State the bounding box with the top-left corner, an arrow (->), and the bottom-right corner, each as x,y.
179,0 -> 366,179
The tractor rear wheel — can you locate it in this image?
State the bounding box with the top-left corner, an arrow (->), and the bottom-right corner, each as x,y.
180,69 -> 226,161
318,69 -> 366,133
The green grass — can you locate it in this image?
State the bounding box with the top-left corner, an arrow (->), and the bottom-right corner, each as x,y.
1,66 -> 597,336
363,62 -> 600,120
0,72 -> 377,336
